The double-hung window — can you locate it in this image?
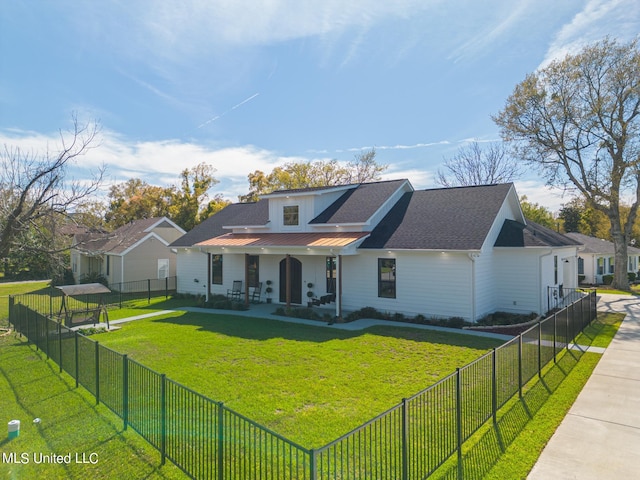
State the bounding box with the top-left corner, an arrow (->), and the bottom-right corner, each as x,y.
283,206 -> 299,226
378,258 -> 396,298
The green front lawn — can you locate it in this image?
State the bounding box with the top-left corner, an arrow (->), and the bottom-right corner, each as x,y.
0,332 -> 187,480
92,312 -> 504,447
0,281 -> 51,325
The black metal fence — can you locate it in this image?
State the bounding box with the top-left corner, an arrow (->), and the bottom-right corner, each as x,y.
10,276 -> 177,319
8,290 -> 597,479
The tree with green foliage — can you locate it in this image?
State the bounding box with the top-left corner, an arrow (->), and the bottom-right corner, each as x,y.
105,179 -> 173,228
494,38 -> 640,290
168,163 -> 222,230
520,196 -> 556,229
239,148 -> 386,202
106,163 -> 224,230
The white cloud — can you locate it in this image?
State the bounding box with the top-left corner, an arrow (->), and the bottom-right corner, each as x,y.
73,0 -> 435,65
541,0 -> 640,66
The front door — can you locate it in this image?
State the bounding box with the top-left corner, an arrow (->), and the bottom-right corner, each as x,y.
279,257 -> 302,304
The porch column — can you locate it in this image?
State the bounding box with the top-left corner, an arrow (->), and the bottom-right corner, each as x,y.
244,254 -> 250,305
286,254 -> 291,307
336,255 -> 343,320
207,253 -> 211,301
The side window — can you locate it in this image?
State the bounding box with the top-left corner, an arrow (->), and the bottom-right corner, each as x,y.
378,258 -> 396,298
158,259 -> 169,279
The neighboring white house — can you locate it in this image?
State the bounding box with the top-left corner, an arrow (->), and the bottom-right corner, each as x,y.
171,180 -> 581,322
564,231 -> 640,285
71,217 -> 185,286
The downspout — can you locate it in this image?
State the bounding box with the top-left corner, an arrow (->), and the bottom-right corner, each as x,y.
467,253 -> 478,322
336,255 -> 343,321
539,249 -> 553,314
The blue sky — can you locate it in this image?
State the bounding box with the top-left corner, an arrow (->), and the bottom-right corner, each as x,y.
1,1 -> 639,211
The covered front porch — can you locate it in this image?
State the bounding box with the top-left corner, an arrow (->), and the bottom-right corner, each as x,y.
196,231 -> 369,320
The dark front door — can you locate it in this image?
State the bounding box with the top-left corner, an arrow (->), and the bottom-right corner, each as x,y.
279,257 -> 302,304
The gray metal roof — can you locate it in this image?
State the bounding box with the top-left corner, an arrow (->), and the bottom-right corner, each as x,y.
56,283 -> 111,296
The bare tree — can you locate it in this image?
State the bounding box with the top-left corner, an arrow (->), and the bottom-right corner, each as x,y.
436,141 -> 521,187
494,37 -> 640,290
0,116 -> 105,264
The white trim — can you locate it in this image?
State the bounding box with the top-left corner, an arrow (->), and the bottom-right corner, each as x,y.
143,217 -> 186,234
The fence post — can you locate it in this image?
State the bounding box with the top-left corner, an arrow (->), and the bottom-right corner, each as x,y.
34,312 -> 39,351
218,402 -> 224,480
456,368 -> 463,480
309,448 -> 316,480
25,309 -> 29,344
45,316 -> 50,360
165,277 -> 169,299
565,309 -> 570,352
537,323 -> 542,379
518,336 -> 523,398
123,354 -> 129,431
553,313 -> 557,364
161,373 -> 166,465
492,348 -> 497,425
95,341 -> 100,405
75,331 -> 79,388
148,279 -> 151,304
402,398 -> 409,480
58,321 -> 63,373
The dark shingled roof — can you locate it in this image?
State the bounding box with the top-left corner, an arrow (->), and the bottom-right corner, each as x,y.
170,200 -> 269,247
310,179 -> 409,224
564,231 -> 640,254
495,219 -> 582,247
76,217 -> 176,254
360,183 -> 514,250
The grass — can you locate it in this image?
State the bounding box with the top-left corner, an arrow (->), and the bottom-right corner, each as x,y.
91,311 -> 504,447
430,311 -> 624,479
0,332 -> 187,480
0,281 -> 50,326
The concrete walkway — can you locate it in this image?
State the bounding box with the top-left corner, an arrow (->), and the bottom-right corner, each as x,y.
528,294 -> 640,479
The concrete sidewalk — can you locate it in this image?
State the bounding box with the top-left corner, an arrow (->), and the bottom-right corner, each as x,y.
528,294 -> 640,479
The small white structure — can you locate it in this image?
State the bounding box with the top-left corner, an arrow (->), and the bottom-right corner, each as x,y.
172,180 -> 580,322
564,232 -> 640,285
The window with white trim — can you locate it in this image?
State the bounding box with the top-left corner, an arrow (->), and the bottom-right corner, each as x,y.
158,259 -> 169,279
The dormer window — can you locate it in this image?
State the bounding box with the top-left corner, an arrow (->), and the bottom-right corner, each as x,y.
283,205 -> 299,226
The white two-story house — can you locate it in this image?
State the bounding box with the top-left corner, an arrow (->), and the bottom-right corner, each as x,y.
171,180 -> 581,322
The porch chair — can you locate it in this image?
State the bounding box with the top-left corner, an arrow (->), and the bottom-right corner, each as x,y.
227,280 -> 243,300
250,282 -> 263,303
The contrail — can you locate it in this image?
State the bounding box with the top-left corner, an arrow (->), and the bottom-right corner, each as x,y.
198,93 -> 260,128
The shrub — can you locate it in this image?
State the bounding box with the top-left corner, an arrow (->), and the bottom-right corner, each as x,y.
80,272 -> 108,286
628,272 -> 637,283
602,274 -> 614,285
204,295 -> 248,311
